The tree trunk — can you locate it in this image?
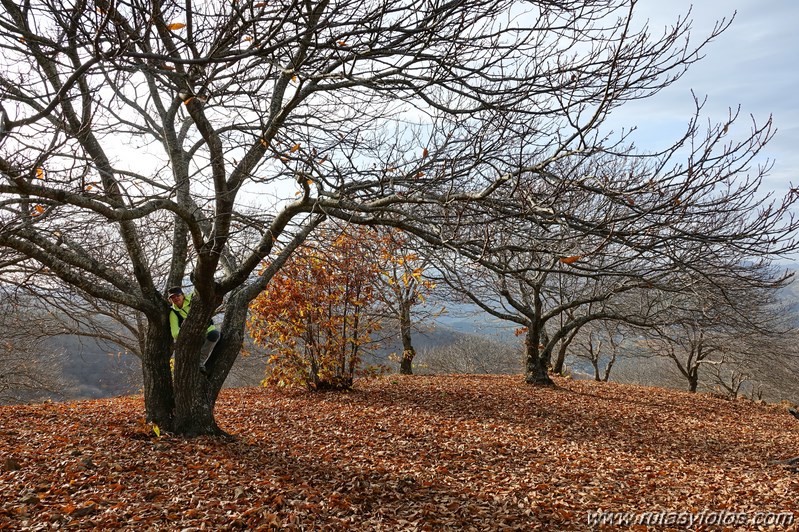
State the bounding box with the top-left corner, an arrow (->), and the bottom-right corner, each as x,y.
553,342 -> 567,376
400,350 -> 415,375
173,371 -> 220,436
141,312 -> 175,431
552,326 -> 580,376
399,301 -> 415,375
602,354 -> 616,382
688,372 -> 699,393
552,336 -> 574,375
137,294 -> 246,437
171,294 -> 226,436
592,358 -> 602,382
208,293 -> 249,404
524,326 -> 554,386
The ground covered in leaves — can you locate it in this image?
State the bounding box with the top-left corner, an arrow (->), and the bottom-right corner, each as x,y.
1,375 -> 797,530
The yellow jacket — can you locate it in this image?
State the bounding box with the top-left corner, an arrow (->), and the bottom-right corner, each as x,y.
169,292 -> 216,340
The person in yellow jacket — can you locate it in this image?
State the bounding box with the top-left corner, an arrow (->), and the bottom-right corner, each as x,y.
167,286 -> 220,374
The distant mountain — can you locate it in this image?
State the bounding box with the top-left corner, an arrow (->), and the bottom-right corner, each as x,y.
27,319 -> 509,402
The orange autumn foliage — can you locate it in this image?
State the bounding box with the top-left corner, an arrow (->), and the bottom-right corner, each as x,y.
248,226 -> 387,390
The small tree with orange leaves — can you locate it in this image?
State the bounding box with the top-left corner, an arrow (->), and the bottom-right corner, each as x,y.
376,230 -> 437,375
248,226 -> 386,390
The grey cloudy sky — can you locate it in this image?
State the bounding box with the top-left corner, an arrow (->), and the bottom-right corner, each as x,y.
610,1 -> 799,193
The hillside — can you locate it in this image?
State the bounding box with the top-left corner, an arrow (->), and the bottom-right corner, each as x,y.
4,322 -> 509,404
1,375 -> 797,530
47,335 -> 142,400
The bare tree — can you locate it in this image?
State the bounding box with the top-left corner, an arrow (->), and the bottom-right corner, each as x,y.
372,230 -> 438,375
737,330 -> 799,403
571,320 -> 635,382
705,352 -> 751,399
644,281 -> 796,397
642,320 -> 721,392
435,249 -> 666,385
0,342 -> 70,404
0,0 -> 795,435
427,128 -> 798,385
621,272 -> 797,393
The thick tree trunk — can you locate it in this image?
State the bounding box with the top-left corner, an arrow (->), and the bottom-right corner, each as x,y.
139,288 -> 262,437
524,326 -> 554,386
141,313 -> 175,430
688,373 -> 699,393
138,297 -> 232,437
169,290 -> 252,436
399,301 -> 415,375
171,294 -> 226,436
173,373 -> 220,436
400,350 -> 415,375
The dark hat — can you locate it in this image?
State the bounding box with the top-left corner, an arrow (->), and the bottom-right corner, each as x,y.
167,286 -> 184,297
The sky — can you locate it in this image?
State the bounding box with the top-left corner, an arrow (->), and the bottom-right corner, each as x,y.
614,1 -> 799,194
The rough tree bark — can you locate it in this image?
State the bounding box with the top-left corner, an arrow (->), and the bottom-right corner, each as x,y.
525,325 -> 554,386
141,311 -> 175,430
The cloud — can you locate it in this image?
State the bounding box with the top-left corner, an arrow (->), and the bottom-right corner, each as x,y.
607,0 -> 799,190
